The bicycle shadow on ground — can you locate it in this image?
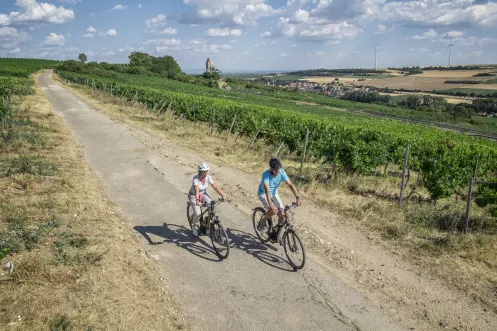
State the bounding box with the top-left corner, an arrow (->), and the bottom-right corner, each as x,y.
227,228 -> 296,272
134,223 -> 222,262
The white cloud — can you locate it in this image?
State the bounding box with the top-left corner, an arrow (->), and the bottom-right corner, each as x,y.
279,52 -> 288,56
40,32 -> 65,46
138,4 -> 142,9
82,33 -> 93,38
299,22 -> 362,42
97,29 -> 117,37
407,28 -> 438,40
56,0 -> 81,4
145,38 -> 182,46
0,27 -> 30,49
111,4 -> 127,11
444,31 -> 464,39
306,50 -> 325,56
206,28 -> 242,37
146,14 -> 166,29
8,47 -> 21,54
87,26 -> 97,33
376,1 -> 497,27
375,24 -> 394,35
182,0 -> 281,26
0,0 -> 75,26
149,27 -> 177,35
456,50 -> 483,58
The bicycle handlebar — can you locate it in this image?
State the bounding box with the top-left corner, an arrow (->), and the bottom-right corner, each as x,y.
284,202 -> 300,211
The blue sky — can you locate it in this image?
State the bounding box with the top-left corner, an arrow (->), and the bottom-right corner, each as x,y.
1,0 -> 497,71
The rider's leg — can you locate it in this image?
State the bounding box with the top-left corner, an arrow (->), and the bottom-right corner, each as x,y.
188,195 -> 201,235
258,195 -> 276,229
271,194 -> 285,225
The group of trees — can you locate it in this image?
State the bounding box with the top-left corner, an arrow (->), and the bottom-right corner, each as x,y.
337,90 -> 475,119
389,66 -> 423,75
444,80 -> 482,84
60,52 -> 220,88
472,98 -> 497,114
340,91 -> 391,104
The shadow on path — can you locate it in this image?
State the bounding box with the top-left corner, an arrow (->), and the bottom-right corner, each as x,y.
134,222 -> 221,262
227,228 -> 295,272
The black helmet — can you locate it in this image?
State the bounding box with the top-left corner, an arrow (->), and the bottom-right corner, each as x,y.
269,157 -> 281,170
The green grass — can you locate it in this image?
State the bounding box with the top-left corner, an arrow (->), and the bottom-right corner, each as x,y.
438,88 -> 497,96
484,78 -> 497,84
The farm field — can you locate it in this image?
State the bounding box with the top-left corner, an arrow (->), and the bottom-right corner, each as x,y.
353,75 -> 489,91
416,70 -> 497,78
436,87 -> 497,95
382,92 -> 472,104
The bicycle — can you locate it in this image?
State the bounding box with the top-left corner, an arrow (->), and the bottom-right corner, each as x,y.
187,198 -> 230,259
252,202 -> 306,269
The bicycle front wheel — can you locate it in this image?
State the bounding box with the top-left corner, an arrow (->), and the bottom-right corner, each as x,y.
210,222 -> 230,259
283,230 -> 306,269
252,207 -> 270,243
186,202 -> 195,229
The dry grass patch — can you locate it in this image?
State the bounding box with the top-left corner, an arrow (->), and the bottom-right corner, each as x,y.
0,74 -> 186,330
417,70 -> 497,78
55,75 -> 497,313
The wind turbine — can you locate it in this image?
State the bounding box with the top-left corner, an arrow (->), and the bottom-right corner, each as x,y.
373,42 -> 379,70
447,38 -> 454,66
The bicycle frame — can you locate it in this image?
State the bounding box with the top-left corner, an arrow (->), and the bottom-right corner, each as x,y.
192,200 -> 222,227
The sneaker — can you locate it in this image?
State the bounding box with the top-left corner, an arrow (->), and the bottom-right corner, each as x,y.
192,228 -> 199,237
258,218 -> 267,232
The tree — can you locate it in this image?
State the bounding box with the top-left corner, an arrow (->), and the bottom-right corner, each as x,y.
128,52 -> 153,67
151,55 -> 182,78
78,53 -> 87,63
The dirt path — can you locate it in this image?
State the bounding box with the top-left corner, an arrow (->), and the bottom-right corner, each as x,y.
36,73 -> 414,330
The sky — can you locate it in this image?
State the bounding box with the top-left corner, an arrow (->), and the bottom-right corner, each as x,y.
1,0 -> 497,71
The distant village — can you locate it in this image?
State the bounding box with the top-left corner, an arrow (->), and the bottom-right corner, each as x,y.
261,78 -> 375,98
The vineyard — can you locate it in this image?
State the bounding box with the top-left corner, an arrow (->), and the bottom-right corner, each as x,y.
57,70 -> 497,203
0,58 -> 61,131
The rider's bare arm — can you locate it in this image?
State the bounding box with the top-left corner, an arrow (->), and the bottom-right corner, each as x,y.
194,185 -> 200,205
285,179 -> 301,204
264,182 -> 277,212
211,183 -> 226,199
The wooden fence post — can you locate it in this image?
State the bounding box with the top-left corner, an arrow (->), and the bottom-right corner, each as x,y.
300,128 -> 310,173
210,109 -> 215,135
247,128 -> 261,151
275,141 -> 284,157
464,177 -> 474,235
399,145 -> 410,207
226,114 -> 237,141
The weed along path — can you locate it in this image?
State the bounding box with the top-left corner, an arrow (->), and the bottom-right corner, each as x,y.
36,73 -> 410,330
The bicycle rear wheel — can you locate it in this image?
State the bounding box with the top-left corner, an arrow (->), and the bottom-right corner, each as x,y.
283,230 -> 306,269
210,222 -> 230,259
252,207 -> 271,243
186,202 -> 195,229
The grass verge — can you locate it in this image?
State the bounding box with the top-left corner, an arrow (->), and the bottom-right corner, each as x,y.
0,73 -> 186,330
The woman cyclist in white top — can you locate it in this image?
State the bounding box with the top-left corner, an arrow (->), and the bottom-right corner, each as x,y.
188,163 -> 226,236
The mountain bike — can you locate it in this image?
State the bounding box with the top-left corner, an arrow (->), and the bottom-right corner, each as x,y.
187,198 -> 230,259
252,202 -> 305,269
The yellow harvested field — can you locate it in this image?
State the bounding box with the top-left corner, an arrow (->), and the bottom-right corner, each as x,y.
463,83 -> 497,90
353,76 -> 482,91
416,70 -> 497,78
